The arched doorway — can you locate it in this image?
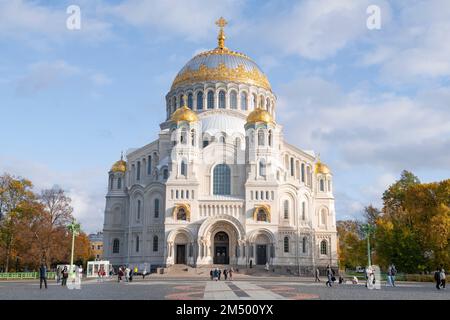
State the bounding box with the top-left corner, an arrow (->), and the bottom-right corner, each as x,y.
174,233 -> 188,264
213,231 -> 229,264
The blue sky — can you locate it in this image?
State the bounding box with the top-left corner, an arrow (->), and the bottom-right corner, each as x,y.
1,0 -> 449,233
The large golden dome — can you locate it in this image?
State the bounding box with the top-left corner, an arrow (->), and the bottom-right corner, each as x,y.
171,18 -> 271,91
171,105 -> 199,123
111,159 -> 126,173
246,108 -> 274,124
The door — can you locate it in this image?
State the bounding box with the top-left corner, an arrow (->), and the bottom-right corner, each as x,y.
176,245 -> 186,264
214,246 -> 229,264
256,245 -> 267,265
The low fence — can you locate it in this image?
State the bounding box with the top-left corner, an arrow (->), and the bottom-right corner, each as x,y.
0,272 -> 56,280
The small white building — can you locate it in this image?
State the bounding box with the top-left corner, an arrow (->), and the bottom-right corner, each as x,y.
102,19 -> 338,275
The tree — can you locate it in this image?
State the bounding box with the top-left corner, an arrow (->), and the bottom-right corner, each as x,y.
0,174 -> 35,272
375,170 -> 450,272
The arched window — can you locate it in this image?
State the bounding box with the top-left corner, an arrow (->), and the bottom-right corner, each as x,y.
258,130 -> 264,146
153,236 -> 158,252
218,90 -> 226,108
266,98 -> 270,111
268,130 -> 272,147
241,92 -> 247,110
181,160 -> 187,176
290,158 -> 294,176
136,161 -> 141,180
328,180 -> 331,192
117,177 -> 121,189
259,95 -> 264,108
302,237 -> 307,253
230,91 -> 237,109
163,168 -> 169,180
188,129 -> 194,146
187,93 -> 193,109
321,209 -> 327,225
256,209 -> 267,222
109,175 -> 113,190
180,129 -> 187,144
179,94 -> 184,107
207,91 -> 214,109
235,137 -> 241,149
320,179 -> 325,191
301,163 -> 305,182
137,200 -> 141,220
321,240 -> 328,255
154,199 -> 160,218
147,155 -> 152,175
197,91 -> 203,110
307,166 -> 311,185
177,208 -> 187,220
259,160 -> 266,177
284,200 -> 289,219
172,96 -> 177,110
302,201 -> 306,220
213,164 -> 231,195
113,239 -> 120,253
136,236 -> 140,252
252,94 -> 257,109
284,237 -> 289,253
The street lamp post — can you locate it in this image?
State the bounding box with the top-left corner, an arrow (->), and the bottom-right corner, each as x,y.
361,224 -> 375,266
67,219 -> 81,278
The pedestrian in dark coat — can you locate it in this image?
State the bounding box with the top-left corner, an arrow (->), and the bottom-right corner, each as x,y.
210,269 -> 213,280
223,269 -> 228,280
434,268 -> 441,290
39,264 -> 48,289
218,269 -> 222,280
61,266 -> 68,286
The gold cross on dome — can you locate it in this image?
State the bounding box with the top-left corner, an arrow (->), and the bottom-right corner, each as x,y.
215,17 -> 228,29
215,17 -> 228,49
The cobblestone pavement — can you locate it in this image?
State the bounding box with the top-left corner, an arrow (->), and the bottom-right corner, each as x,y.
0,277 -> 448,300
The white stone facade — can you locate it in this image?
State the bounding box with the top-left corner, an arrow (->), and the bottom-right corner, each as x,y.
103,37 -> 338,274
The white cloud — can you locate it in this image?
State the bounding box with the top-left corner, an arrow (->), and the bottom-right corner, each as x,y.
253,0 -> 391,60
279,74 -> 450,171
106,0 -> 244,42
16,60 -> 80,94
0,156 -> 106,233
0,0 -> 112,44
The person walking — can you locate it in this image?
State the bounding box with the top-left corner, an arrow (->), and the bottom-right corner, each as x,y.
223,269 -> 228,280
434,267 -> 441,290
125,267 -> 130,282
39,264 -> 48,290
56,266 -> 61,284
129,268 -> 133,282
440,268 -> 446,289
390,264 -> 397,287
325,265 -> 333,287
218,269 -> 222,281
61,266 -> 68,286
210,269 -> 213,280
213,268 -> 219,281
118,267 -> 123,282
315,268 -> 320,282
229,268 -> 233,281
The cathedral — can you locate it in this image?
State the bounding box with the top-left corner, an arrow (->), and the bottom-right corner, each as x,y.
103,18 -> 338,274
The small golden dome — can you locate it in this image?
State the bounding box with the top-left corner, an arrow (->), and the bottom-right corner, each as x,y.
171,106 -> 199,123
111,159 -> 126,173
246,108 -> 274,124
315,160 -> 331,174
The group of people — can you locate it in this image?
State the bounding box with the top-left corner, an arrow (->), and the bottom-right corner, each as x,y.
210,267 -> 233,281
117,266 -> 137,282
434,267 -> 446,290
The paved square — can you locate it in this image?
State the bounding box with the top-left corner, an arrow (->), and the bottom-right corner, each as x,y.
0,277 -> 448,300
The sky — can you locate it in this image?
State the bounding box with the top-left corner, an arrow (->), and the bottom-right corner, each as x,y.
0,0 -> 449,233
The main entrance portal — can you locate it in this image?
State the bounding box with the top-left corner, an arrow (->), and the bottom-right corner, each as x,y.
256,245 -> 267,265
213,231 -> 229,264
176,245 -> 186,264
